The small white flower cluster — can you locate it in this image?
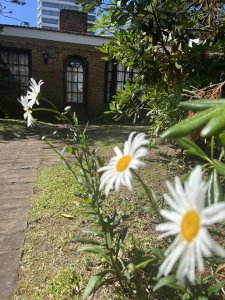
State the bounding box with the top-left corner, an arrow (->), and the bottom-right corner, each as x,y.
99,132 -> 225,284
18,78 -> 44,127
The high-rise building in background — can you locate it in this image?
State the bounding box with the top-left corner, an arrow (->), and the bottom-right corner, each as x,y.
37,0 -> 95,31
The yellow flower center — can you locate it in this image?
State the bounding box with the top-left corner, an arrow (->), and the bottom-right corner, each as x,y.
116,155 -> 132,172
181,210 -> 200,242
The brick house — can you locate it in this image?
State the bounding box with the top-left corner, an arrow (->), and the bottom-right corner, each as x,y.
0,10 -> 110,120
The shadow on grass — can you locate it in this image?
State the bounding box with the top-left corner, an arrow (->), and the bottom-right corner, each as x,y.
0,119 -> 67,141
0,119 -> 150,144
86,124 -> 149,146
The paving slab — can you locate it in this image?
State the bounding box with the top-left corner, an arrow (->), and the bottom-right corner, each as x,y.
0,135 -> 63,299
0,274 -> 18,300
0,197 -> 30,210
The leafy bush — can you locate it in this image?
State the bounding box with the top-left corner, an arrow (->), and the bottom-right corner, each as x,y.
107,82 -> 186,136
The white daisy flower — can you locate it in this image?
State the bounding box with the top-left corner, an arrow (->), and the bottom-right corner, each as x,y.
27,78 -> 44,106
156,166 -> 225,284
18,95 -> 36,127
98,132 -> 149,196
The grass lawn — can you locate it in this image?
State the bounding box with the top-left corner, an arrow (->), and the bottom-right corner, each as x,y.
2,120 -> 223,299
11,121 -> 179,299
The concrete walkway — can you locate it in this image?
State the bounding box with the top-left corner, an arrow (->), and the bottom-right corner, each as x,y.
0,136 -> 61,300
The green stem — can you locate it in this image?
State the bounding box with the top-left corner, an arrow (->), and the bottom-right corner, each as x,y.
132,170 -> 163,222
95,201 -> 128,295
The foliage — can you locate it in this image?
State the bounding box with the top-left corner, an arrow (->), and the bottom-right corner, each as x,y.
79,0 -> 225,133
107,81 -> 186,135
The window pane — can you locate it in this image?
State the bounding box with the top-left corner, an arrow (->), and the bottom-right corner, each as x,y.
9,53 -> 18,64
117,72 -> 124,82
77,94 -> 83,103
78,65 -> 83,72
19,54 -> 25,65
117,63 -> 124,71
78,73 -> 83,82
72,83 -> 78,92
78,83 -> 83,93
24,67 -> 29,76
117,82 -> 124,90
67,82 -> 71,92
0,52 -> 8,64
72,94 -> 77,103
108,61 -> 113,71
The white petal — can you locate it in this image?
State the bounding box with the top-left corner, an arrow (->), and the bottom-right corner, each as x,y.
124,171 -> 133,190
105,174 -> 117,196
201,202 -> 225,225
133,148 -> 148,159
114,146 -> 122,157
194,237 -> 205,272
115,176 -> 121,192
164,235 -> 182,255
160,209 -> 181,223
187,245 -> 196,284
157,229 -> 180,239
159,243 -> 185,276
163,194 -> 181,213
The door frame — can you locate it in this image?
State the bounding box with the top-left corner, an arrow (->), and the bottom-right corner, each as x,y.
63,55 -> 88,119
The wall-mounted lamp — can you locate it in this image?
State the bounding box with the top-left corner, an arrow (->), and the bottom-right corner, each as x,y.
43,52 -> 49,65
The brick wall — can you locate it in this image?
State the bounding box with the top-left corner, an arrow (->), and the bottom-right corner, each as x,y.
0,38 -> 106,121
59,10 -> 87,34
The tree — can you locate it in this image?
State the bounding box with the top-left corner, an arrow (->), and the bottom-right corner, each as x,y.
78,0 -> 225,130
0,0 -> 28,28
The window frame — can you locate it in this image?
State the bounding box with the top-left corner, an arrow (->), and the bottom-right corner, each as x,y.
0,47 -> 32,90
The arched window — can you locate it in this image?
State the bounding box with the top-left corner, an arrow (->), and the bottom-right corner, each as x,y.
66,57 -> 85,104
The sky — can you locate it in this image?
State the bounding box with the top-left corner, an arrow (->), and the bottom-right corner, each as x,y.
0,0 -> 37,27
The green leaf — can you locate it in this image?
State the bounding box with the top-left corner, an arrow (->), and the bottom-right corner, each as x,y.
180,99 -> 225,111
79,246 -> 111,255
161,107 -> 218,139
200,106 -> 225,137
116,13 -> 130,25
176,137 -> 209,161
105,232 -> 113,248
207,169 -> 223,205
70,237 -> 100,245
149,246 -> 165,259
128,254 -> 155,270
153,275 -> 177,291
212,159 -> 225,176
67,146 -> 74,154
180,170 -> 192,183
115,227 -> 128,256
208,282 -> 225,296
182,292 -> 191,300
81,229 -> 104,237
219,132 -> 225,146
83,274 -> 104,298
